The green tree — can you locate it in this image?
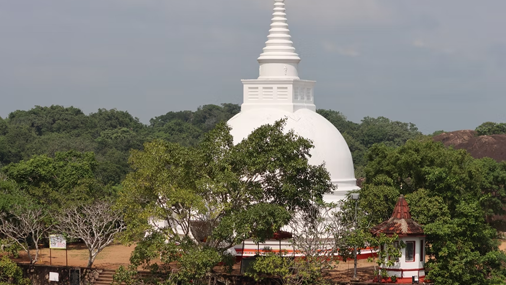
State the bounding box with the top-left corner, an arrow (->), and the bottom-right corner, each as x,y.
0,256 -> 30,285
149,120 -> 203,147
0,174 -> 27,213
476,122 -> 506,136
149,104 -> 240,135
356,177 -> 400,226
26,133 -> 97,158
364,140 -> 481,212
474,158 -> 506,229
117,120 -> 334,283
0,117 -> 7,136
7,105 -> 89,136
2,151 -> 102,208
404,189 -> 450,225
88,108 -> 144,136
362,139 -> 506,284
424,201 -> 506,285
316,110 -> 360,135
358,116 -> 422,149
367,233 -> 403,282
431,130 -> 445,136
250,203 -> 344,285
0,126 -> 36,164
246,252 -> 332,285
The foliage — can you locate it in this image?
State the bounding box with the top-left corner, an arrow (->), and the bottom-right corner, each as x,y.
0,118 -> 6,136
7,105 -> 88,136
364,139 -> 481,212
1,104 -> 430,183
476,122 -> 506,136
245,204 -> 343,285
361,138 -> 506,284
113,266 -> 141,285
150,103 -> 240,133
424,201 -> 506,285
0,174 -> 27,213
0,256 -> 30,285
355,178 -> 400,226
113,265 -> 171,285
246,253 -> 331,285
473,158 -> 506,229
0,104 -> 242,185
317,110 -> 422,175
0,126 -> 36,165
335,193 -> 402,282
358,116 -> 422,149
2,151 -> 102,208
0,238 -> 21,258
404,189 -> 449,225
431,130 -> 445,136
367,234 -> 403,282
118,120 -> 334,283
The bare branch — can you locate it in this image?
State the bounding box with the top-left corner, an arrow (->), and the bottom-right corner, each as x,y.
0,205 -> 50,264
55,201 -> 125,268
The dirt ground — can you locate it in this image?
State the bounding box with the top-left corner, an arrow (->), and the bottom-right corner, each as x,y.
10,242 -> 377,281
12,243 -> 136,270
8,240 -> 506,282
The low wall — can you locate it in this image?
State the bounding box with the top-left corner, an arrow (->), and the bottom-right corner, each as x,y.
18,264 -> 101,285
18,264 -> 434,285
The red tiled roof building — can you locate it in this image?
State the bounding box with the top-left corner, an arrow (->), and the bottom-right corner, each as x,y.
371,195 -> 426,283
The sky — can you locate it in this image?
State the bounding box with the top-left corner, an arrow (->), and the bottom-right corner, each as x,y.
0,0 -> 505,134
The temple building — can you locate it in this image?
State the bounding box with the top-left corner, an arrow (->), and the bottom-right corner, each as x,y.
227,0 -> 359,204
229,0 -> 365,258
370,195 -> 426,283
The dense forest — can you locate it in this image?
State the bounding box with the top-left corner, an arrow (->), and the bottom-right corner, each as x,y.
0,104 -> 424,186
2,104 -> 506,284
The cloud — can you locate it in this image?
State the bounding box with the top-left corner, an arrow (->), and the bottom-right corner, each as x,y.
338,48 -> 360,57
288,0 -> 393,26
322,42 -> 360,57
0,0 -> 505,135
412,39 -> 428,48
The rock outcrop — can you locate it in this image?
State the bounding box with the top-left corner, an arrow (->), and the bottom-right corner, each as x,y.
433,130 -> 506,162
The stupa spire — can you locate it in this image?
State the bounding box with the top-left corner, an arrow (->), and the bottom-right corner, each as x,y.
258,0 -> 301,79
241,0 -> 316,113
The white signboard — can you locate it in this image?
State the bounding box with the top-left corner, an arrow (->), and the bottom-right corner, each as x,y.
49,234 -> 66,249
49,272 -> 59,282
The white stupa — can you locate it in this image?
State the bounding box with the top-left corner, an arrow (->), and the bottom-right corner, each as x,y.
228,0 -> 359,202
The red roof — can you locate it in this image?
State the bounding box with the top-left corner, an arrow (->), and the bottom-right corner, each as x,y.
391,194 -> 411,220
272,230 -> 292,240
370,195 -> 424,237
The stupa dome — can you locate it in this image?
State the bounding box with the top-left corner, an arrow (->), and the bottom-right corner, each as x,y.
227,0 -> 359,202
228,108 -> 358,202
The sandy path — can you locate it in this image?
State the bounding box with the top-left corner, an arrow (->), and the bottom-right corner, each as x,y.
12,243 -> 135,270
8,239 -> 506,282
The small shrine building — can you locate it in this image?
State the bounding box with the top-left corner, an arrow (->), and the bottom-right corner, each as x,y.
370,195 -> 426,283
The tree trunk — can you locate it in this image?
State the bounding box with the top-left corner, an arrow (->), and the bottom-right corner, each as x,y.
87,250 -> 97,268
26,246 -> 35,264
33,242 -> 40,264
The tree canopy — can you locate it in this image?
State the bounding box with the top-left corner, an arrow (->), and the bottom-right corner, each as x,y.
0,104 -> 240,185
117,120 -> 334,283
359,138 -> 506,284
476,122 -> 506,136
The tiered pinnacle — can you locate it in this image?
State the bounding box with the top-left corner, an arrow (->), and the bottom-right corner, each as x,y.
241,0 -> 315,113
259,0 -> 300,62
258,0 -> 300,79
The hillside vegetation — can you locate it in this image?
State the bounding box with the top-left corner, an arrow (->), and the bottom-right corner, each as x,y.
0,104 -> 423,184
2,104 -> 506,284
